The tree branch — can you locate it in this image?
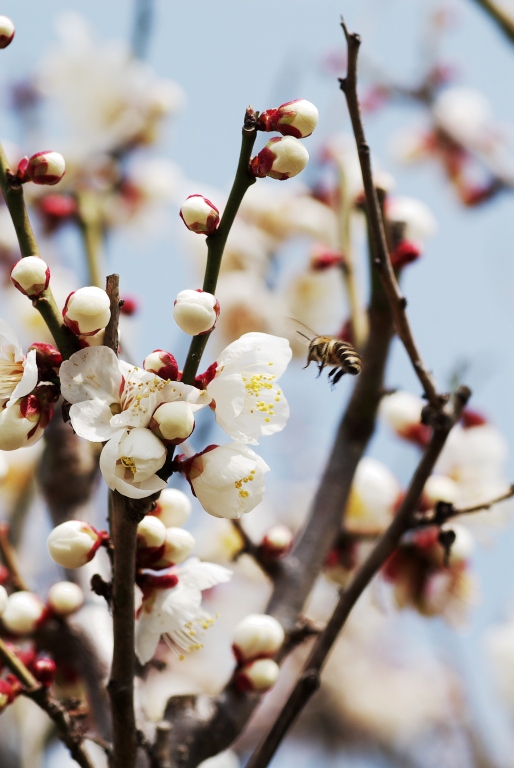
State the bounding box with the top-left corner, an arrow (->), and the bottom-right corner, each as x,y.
0,522 -> 29,591
104,274 -> 121,353
471,0 -> 514,45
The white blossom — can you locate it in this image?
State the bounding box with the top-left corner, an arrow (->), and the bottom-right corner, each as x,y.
173,289 -> 219,336
2,592 -> 45,635
0,320 -> 38,409
47,582 -> 84,616
10,257 -> 50,298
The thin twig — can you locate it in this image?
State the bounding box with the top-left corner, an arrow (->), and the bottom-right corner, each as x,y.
471,0 -> 514,45
231,520 -> 276,578
452,484 -> 514,516
339,19 -> 444,412
0,637 -> 94,768
245,386 -> 470,768
181,108 -> 258,384
104,274 -> 121,353
0,522 -> 29,591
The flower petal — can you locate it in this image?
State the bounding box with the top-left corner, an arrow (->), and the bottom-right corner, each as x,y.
161,381 -> 212,412
135,621 -> 161,665
178,558 -> 232,592
60,346 -> 123,405
0,319 -> 23,362
206,373 -> 245,421
217,333 -> 292,379
69,400 -> 117,442
7,349 -> 38,406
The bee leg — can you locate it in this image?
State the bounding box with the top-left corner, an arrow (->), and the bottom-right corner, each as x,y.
331,369 -> 346,386
316,362 -> 324,378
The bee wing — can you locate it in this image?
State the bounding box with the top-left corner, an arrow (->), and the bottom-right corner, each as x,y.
286,317 -> 318,346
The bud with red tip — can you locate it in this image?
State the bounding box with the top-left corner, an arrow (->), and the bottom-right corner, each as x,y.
232,614 -> 285,663
47,520 -> 107,569
0,390 -> 55,451
390,241 -> 422,270
47,582 -> 84,617
32,658 -> 57,687
10,256 -> 50,297
23,151 -> 66,186
120,296 -> 138,316
173,289 -> 219,336
28,342 -> 62,376
0,16 -> 14,49
143,349 -> 179,381
2,591 -> 46,635
180,195 -> 220,235
150,401 -> 195,445
260,525 -> 293,559
151,488 -> 191,528
63,286 -> 111,336
235,658 -> 280,693
258,99 -> 318,139
250,136 -> 309,181
152,527 -> 196,568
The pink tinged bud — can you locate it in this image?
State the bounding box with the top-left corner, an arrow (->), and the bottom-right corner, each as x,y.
260,525 -> 293,559
63,286 -> 111,336
38,193 -> 77,221
143,349 -> 179,381
0,16 -> 14,49
235,658 -> 280,693
310,246 -> 346,272
32,658 -> 56,687
150,401 -> 195,444
232,614 -> 285,663
151,488 -> 191,527
153,527 -> 196,567
180,195 -> 220,235
259,99 -> 319,139
2,591 -> 45,635
0,585 -> 7,616
390,241 -> 422,270
28,342 -> 62,371
47,520 -> 105,569
10,256 -> 50,298
120,296 -> 138,316
47,581 -> 84,617
250,136 -> 309,181
0,396 -> 48,451
26,151 -> 65,186
137,515 -> 167,549
173,289 -> 220,336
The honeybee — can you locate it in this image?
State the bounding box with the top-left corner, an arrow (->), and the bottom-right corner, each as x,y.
292,320 -> 362,386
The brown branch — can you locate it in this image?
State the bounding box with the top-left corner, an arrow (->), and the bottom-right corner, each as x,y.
339,19 -> 444,412
0,522 -> 28,591
471,0 -> 514,45
104,274 -> 121,354
0,636 -> 95,768
150,722 -> 173,768
245,386 -> 470,768
231,520 -> 277,579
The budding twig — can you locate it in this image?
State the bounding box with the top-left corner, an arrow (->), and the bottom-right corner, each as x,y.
181,108 -> 258,384
0,522 -> 29,591
338,19 -> 443,412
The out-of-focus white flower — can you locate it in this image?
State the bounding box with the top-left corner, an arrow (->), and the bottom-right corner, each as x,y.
258,99 -> 319,139
180,195 -> 220,235
0,585 -> 7,616
488,614 -> 514,716
285,267 -> 348,348
433,87 -> 497,151
0,320 -> 38,409
0,16 -> 15,49
47,581 -> 84,616
150,401 -> 195,445
215,273 -> 285,346
63,286 -> 111,336
379,390 -> 430,447
47,520 -> 105,568
173,289 -> 219,336
423,474 -> 460,507
137,516 -> 167,550
184,444 -> 270,519
235,658 -> 280,692
10,257 -> 50,298
2,592 -> 45,635
232,614 -> 284,662
196,751 -> 240,768
135,557 -> 232,664
25,151 -> 66,186
345,457 -> 401,534
251,136 -> 309,180
143,349 -> 179,381
386,196 -> 437,244
206,332 -> 291,444
151,488 -> 191,528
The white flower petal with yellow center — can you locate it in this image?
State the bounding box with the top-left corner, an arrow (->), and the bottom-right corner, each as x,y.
207,332 -> 291,445
60,346 -> 210,442
99,427 -> 167,499
135,558 -> 232,664
0,319 -> 38,408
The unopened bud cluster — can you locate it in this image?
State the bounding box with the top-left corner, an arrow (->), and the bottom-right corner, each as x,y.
232,614 -> 284,693
136,489 -> 195,570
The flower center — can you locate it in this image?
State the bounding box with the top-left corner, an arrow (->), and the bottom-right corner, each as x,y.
234,469 -> 256,498
0,359 -> 24,403
120,456 -> 137,474
120,368 -> 168,419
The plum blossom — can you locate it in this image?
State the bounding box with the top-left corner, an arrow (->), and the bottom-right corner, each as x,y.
0,320 -> 38,409
60,346 -> 210,498
135,558 -> 232,664
206,332 -> 292,444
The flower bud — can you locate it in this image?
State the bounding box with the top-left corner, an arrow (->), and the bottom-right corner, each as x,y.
258,99 -> 318,139
250,136 -> 309,181
151,488 -> 191,527
180,195 -> 220,235
379,391 -> 430,447
27,342 -> 62,372
0,16 -> 14,49
47,581 -> 84,616
0,394 -> 50,451
32,658 -> 56,687
10,256 -> 50,298
0,679 -> 15,711
260,525 -> 293,559
0,585 -> 7,616
173,289 -> 219,336
233,614 -> 284,663
47,520 -> 105,569
235,658 -> 280,693
150,401 -> 195,444
2,591 -> 45,635
120,296 -> 138,316
26,151 -> 66,186
143,350 -> 179,381
153,527 -> 196,567
137,516 -> 167,550
63,286 -> 111,336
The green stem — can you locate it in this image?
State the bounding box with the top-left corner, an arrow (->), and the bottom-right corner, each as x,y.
0,142 -> 80,360
181,110 -> 257,384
